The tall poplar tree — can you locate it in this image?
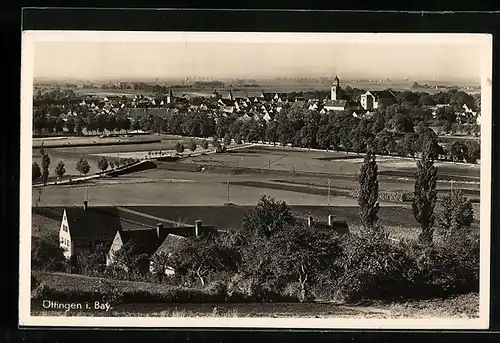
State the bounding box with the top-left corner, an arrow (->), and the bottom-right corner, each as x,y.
358,150 -> 380,232
412,141 -> 438,243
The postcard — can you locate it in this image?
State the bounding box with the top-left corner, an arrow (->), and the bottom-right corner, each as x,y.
20,30 -> 492,329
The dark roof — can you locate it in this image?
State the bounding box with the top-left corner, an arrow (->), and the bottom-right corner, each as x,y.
65,206 -> 122,240
366,90 -> 396,99
154,233 -> 186,256
118,229 -> 165,255
218,99 -> 235,106
324,99 -> 348,107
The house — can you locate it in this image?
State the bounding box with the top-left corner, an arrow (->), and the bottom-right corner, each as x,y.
360,90 -> 396,110
150,233 -> 187,275
59,202 -> 122,259
106,220 -> 217,272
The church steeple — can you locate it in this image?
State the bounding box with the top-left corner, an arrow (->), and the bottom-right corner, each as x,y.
334,75 -> 340,87
331,75 -> 341,101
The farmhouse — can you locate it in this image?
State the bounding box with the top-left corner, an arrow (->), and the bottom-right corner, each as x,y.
106,220 -> 217,274
59,202 -> 122,259
150,233 -> 187,275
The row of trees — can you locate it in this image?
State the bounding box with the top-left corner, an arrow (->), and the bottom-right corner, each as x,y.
32,155 -> 141,183
33,110 -> 132,135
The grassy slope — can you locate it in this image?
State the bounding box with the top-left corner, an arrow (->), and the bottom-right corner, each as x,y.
31,272 -> 478,318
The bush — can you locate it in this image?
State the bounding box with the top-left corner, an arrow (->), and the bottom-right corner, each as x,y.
333,232 -> 414,302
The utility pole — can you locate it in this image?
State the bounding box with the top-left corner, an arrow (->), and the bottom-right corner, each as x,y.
268,160 -> 271,171
36,188 -> 41,207
327,179 -> 331,206
227,180 -> 230,204
85,185 -> 89,202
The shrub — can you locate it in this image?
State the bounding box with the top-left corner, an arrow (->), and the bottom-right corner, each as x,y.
333,232 -> 414,302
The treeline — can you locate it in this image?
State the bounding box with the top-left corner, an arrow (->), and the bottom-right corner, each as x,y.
33,145 -> 478,304
33,102 -> 481,164
32,151 -> 139,185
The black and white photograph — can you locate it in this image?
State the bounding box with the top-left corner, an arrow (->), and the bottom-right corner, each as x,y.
19,31 -> 492,329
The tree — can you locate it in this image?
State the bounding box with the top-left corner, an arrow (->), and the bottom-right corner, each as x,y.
412,142 -> 438,243
169,233 -> 240,287
32,162 -> 42,181
132,120 -> 141,131
31,237 -> 66,272
358,150 -> 380,232
55,117 -> 65,134
201,139 -> 209,150
374,129 -> 396,155
399,132 -> 419,158
105,115 -> 118,132
96,114 -> 107,133
117,116 -> 131,133
54,160 -> 66,179
389,112 -> 414,133
415,126 -> 443,160
267,224 -> 342,302
109,160 -> 115,169
65,117 -> 75,133
76,158 -> 91,176
442,120 -> 453,134
465,140 -> 480,164
437,189 -> 474,239
41,153 -> 51,185
188,139 -> 197,152
175,142 -> 185,154
97,156 -> 109,172
214,141 -> 223,153
86,116 -> 98,134
74,117 -> 85,136
212,137 -> 219,147
265,121 -> 279,145
242,195 -> 296,239
223,133 -> 232,146
448,141 -> 468,162
45,116 -> 56,133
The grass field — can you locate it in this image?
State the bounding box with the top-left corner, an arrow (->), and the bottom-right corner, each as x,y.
180,145 -> 480,181
30,272 -> 478,318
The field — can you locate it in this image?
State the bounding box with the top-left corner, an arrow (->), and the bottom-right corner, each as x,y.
31,139 -> 481,242
71,81 -> 480,98
32,143 -> 480,209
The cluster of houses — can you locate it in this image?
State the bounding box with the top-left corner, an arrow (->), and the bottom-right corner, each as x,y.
36,75 -> 481,128
56,201 -> 349,275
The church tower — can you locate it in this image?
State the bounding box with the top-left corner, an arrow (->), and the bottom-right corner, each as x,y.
331,75 -> 341,101
167,88 -> 175,104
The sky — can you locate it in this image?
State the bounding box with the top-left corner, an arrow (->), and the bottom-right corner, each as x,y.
31,34 -> 486,82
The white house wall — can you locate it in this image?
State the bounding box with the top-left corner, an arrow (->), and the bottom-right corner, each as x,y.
59,210 -> 72,259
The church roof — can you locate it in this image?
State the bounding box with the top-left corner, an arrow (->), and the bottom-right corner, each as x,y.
324,99 -> 348,108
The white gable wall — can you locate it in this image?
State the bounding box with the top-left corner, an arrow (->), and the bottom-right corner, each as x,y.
59,210 -> 72,259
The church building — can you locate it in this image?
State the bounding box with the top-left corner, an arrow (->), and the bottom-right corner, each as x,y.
324,76 -> 352,112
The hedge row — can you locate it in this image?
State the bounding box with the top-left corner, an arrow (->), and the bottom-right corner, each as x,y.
349,188 -> 414,203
